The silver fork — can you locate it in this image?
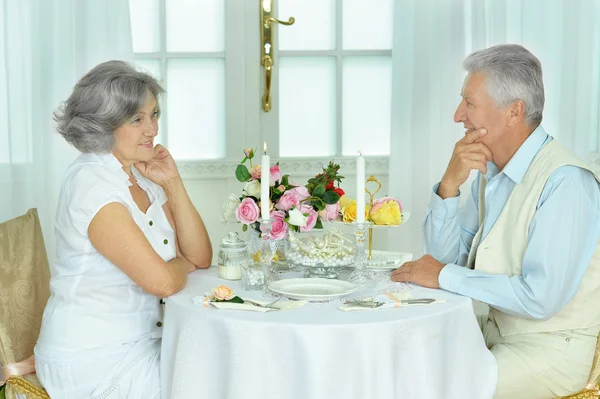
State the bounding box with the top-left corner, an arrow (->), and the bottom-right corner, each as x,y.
244,297 -> 283,310
344,299 -> 385,308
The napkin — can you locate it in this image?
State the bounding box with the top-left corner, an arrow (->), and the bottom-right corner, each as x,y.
338,292 -> 447,312
192,296 -> 307,312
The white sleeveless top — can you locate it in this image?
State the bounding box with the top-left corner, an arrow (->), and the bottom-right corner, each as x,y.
36,152 -> 176,353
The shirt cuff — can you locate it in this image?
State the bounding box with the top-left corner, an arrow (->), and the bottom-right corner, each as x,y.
429,183 -> 460,220
438,263 -> 470,293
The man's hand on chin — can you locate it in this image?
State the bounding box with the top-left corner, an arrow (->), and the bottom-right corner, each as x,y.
391,254 -> 446,289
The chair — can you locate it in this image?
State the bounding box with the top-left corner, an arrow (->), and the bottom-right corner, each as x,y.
0,209 -> 51,399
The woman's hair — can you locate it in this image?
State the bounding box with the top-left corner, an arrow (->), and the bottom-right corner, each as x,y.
54,60 -> 165,153
464,44 -> 544,127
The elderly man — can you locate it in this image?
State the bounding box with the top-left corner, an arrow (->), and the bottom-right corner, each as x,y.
392,44 -> 600,398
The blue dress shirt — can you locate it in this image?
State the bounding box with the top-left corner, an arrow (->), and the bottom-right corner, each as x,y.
423,126 -> 600,320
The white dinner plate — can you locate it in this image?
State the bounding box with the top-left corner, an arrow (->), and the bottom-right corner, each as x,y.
268,278 -> 357,302
366,251 -> 413,272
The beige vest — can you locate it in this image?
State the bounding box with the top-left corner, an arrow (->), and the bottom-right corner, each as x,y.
466,139 -> 600,336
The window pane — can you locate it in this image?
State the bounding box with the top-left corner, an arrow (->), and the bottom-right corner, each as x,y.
134,58 -> 165,146
342,56 -> 391,156
278,0 -> 335,50
279,57 -> 336,157
166,0 -> 224,52
166,59 -> 225,159
129,0 -> 160,52
343,0 -> 393,50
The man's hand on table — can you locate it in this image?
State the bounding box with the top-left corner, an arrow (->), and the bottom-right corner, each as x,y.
391,255 -> 445,289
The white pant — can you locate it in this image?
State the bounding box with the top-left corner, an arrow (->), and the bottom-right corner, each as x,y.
480,316 -> 598,399
35,337 -> 161,399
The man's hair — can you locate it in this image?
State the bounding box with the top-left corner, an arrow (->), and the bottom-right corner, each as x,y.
464,44 -> 544,127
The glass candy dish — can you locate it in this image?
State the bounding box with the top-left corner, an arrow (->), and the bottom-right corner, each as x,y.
286,229 -> 355,278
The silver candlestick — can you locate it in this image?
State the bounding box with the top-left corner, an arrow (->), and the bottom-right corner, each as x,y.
348,222 -> 372,284
260,219 -> 278,287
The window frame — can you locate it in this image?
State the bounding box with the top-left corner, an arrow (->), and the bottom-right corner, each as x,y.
130,0 -> 391,179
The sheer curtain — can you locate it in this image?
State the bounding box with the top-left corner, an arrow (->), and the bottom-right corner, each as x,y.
388,0 -> 600,258
0,0 -> 133,262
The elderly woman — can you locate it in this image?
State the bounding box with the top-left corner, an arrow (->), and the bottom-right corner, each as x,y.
34,60 -> 212,398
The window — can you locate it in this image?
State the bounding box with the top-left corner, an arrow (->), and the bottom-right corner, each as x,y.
277,0 -> 394,157
129,0 -> 394,162
129,0 -> 226,160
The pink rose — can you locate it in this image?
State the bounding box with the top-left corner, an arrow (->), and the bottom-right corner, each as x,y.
211,285 -> 235,301
291,183 -> 310,201
235,197 -> 259,225
269,210 -> 289,240
249,165 -> 262,180
299,204 -> 318,232
318,202 -> 340,222
269,165 -> 282,186
243,148 -> 254,158
277,184 -> 285,192
276,191 -> 300,211
372,196 -> 404,212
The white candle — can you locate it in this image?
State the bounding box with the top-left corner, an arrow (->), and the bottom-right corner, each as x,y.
260,141 -> 271,221
356,152 -> 365,224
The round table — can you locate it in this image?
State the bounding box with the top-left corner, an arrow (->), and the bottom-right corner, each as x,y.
160,267 -> 497,399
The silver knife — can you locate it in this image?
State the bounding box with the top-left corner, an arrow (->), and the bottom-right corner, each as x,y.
401,298 -> 436,304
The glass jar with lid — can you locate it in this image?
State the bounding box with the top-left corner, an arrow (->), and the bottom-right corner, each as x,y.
217,232 -> 250,280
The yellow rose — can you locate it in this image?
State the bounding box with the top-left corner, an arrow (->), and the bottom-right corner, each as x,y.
339,195 -> 353,209
211,285 -> 235,301
341,200 -> 370,223
370,200 -> 402,225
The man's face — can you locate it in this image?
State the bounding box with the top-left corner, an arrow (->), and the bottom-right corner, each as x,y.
454,72 -> 510,151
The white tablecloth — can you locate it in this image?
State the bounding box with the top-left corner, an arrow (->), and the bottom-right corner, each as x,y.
161,268 -> 497,399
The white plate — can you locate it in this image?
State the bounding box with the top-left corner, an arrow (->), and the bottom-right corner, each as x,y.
268,278 -> 357,302
366,251 -> 413,272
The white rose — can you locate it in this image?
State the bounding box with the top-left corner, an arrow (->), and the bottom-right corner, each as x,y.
243,180 -> 261,198
287,207 -> 308,227
221,193 -> 241,223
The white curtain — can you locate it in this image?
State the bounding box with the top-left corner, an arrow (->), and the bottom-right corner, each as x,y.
388,0 -> 600,258
0,0 -> 133,262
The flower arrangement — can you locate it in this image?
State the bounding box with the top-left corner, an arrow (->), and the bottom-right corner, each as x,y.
208,285 -> 244,303
222,148 -> 345,239
337,176 -> 404,225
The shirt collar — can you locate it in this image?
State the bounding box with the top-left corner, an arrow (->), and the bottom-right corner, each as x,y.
485,125 -> 549,184
96,152 -> 131,183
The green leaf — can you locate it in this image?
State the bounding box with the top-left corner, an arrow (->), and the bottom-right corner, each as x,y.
242,224 -> 248,232
230,296 -> 244,304
314,218 -> 323,229
281,175 -> 289,187
313,183 -> 326,198
235,164 -> 251,182
322,190 -> 341,204
310,198 -> 326,211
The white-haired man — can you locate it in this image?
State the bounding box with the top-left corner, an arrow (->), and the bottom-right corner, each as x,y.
392,44 -> 600,398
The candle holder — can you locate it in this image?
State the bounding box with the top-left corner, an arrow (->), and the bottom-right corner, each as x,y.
260,219 -> 278,288
348,222 -> 373,285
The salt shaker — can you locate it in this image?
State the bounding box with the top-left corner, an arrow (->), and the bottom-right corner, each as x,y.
217,232 -> 250,280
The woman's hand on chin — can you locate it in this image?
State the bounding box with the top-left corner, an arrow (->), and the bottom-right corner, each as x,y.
135,144 -> 181,186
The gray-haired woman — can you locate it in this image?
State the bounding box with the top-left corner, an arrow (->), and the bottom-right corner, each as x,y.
34,60 -> 212,398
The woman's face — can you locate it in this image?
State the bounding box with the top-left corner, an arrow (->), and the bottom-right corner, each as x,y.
112,94 -> 159,167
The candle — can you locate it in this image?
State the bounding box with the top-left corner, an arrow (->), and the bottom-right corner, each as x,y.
260,142 -> 271,221
356,152 -> 365,224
